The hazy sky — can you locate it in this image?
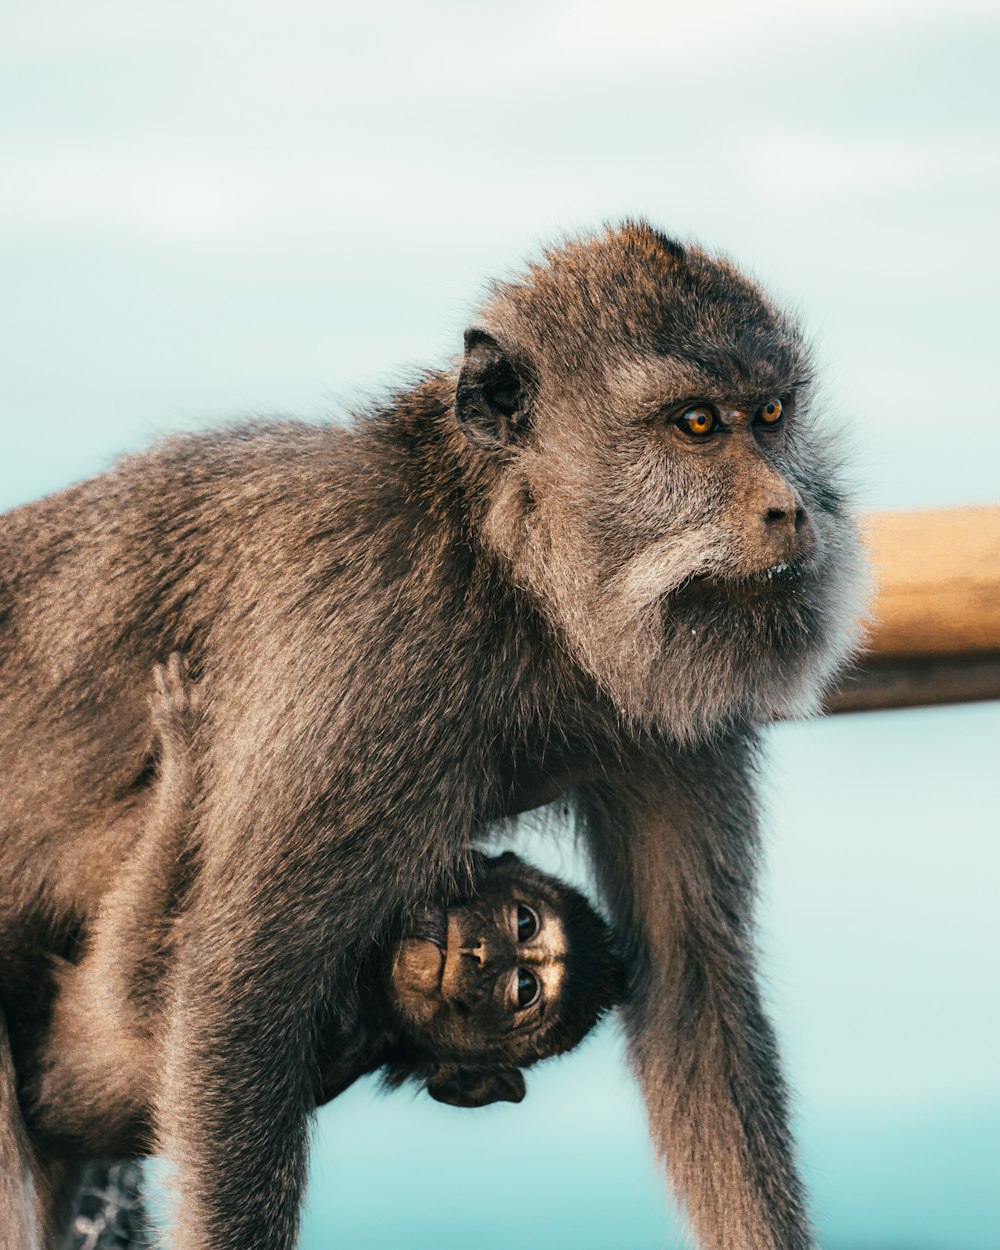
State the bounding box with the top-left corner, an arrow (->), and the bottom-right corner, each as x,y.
4,0 -> 999,513
3,3 -> 998,1248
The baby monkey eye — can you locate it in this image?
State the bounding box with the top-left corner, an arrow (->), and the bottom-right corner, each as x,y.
515,967 -> 540,1009
515,903 -> 539,942
675,406 -> 719,439
756,398 -> 783,427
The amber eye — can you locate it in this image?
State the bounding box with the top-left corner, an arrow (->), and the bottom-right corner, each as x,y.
516,904 -> 539,942
515,967 -> 540,1009
757,398 -> 783,426
675,406 -> 718,439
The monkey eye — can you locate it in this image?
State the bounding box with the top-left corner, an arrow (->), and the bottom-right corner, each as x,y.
674,406 -> 720,439
755,398 -> 783,427
514,967 -> 541,1010
515,903 -> 539,942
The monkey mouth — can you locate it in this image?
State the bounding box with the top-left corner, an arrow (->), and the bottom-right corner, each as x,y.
687,562 -> 806,600
722,562 -> 809,600
691,559 -> 806,588
729,560 -> 807,588
755,561 -> 801,583
402,905 -> 448,956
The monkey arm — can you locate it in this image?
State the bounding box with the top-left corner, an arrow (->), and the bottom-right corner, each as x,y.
50,655 -> 201,1058
153,728 -> 481,1249
157,905 -> 315,1250
155,809 -> 459,1250
155,823 -> 424,1250
33,653 -> 203,1183
580,737 -> 813,1250
105,656 -> 202,1018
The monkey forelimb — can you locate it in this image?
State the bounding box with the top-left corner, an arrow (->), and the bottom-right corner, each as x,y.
581,739 -> 813,1250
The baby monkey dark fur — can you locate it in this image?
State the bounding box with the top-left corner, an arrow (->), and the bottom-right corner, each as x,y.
0,221 -> 864,1250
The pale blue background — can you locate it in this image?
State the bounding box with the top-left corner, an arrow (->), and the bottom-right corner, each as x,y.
2,3 -> 998,1247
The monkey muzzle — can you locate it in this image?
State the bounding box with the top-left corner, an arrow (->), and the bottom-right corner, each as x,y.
400,904 -> 448,954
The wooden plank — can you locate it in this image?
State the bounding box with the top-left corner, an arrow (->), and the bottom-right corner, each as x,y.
825,654 -> 1000,714
861,506 -> 1000,658
821,506 -> 1000,713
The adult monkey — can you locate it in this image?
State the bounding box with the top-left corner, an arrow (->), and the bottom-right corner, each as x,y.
0,222 -> 863,1250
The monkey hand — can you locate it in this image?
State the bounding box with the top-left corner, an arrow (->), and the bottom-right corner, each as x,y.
149,651 -> 201,759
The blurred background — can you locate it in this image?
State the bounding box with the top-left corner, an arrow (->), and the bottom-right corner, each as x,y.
3,2 -> 998,1247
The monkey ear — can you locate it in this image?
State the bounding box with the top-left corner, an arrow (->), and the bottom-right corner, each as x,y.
454,329 -> 534,449
426,1065 -> 526,1108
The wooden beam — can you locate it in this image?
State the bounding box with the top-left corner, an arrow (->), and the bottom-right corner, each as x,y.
825,653 -> 1000,714
859,506 -> 1000,658
822,505 -> 1000,714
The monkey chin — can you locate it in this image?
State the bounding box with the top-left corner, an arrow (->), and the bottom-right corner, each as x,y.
390,898 -> 449,1024
587,542 -> 867,743
676,553 -> 866,735
390,939 -> 447,1030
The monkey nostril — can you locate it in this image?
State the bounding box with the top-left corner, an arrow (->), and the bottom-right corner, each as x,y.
794,507 -> 808,530
765,508 -> 787,525
459,942 -> 486,965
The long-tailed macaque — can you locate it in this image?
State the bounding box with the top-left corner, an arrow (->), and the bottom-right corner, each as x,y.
0,221 -> 864,1250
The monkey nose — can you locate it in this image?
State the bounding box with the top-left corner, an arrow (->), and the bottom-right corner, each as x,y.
762,494 -> 814,562
459,940 -> 487,965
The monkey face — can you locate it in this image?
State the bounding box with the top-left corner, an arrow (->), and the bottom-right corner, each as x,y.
390,863 -> 567,1067
456,225 -> 866,739
389,852 -> 623,1074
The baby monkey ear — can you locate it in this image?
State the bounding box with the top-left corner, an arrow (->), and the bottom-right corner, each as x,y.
426,1064 -> 526,1108
454,330 -> 535,450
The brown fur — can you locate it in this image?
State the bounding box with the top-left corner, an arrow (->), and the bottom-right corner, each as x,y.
7,659 -> 624,1244
0,221 -> 864,1250
29,837 -> 623,1151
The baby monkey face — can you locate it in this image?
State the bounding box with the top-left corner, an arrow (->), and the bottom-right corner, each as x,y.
390,854 -> 576,1067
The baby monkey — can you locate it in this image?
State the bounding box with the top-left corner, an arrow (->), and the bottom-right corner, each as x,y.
26,656 -> 624,1224
329,842 -> 625,1108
